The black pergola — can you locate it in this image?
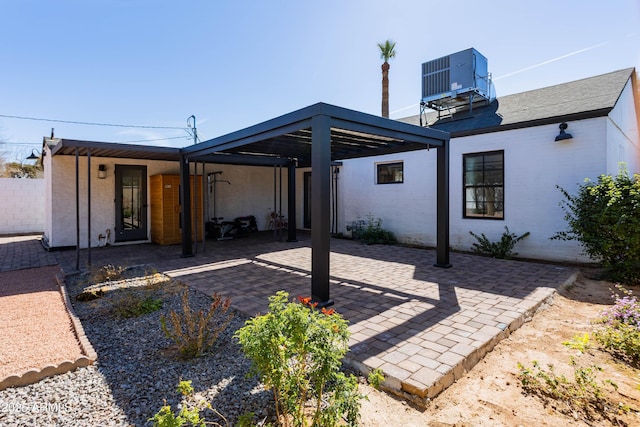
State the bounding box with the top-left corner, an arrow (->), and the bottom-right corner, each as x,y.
180,103 -> 451,305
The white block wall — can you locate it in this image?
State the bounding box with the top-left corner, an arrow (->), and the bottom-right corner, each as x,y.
341,116 -> 626,263
0,178 -> 45,234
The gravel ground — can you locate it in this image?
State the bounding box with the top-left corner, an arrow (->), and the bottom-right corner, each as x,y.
0,266 -> 273,427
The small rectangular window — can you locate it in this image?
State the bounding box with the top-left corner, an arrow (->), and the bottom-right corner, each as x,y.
376,162 -> 403,184
463,151 -> 504,219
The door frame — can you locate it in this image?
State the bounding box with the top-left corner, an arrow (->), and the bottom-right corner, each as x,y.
114,165 -> 148,242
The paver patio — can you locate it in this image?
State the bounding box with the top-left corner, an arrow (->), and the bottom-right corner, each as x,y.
0,233 -> 576,403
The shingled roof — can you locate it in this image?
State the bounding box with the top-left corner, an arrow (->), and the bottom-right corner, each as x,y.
400,67 -> 635,137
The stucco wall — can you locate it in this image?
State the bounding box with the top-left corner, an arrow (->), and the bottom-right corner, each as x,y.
341,116 -> 612,263
0,178 -> 45,235
45,154 -> 289,249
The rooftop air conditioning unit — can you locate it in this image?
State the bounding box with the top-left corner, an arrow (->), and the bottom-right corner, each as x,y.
421,48 -> 491,112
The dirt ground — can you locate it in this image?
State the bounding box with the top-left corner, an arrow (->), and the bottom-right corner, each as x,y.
357,273 -> 640,427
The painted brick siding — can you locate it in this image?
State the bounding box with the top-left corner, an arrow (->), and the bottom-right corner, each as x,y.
341,117 -> 611,263
0,178 -> 45,235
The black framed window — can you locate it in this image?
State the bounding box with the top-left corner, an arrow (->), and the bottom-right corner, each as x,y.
376,161 -> 403,184
463,151 -> 504,219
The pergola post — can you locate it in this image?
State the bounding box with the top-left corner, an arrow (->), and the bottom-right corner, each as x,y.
311,114 -> 332,305
435,140 -> 452,268
180,154 -> 194,257
287,161 -> 297,242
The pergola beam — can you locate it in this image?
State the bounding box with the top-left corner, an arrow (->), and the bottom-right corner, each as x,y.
177,102 -> 451,305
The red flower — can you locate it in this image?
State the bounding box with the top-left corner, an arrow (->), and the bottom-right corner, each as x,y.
321,307 -> 335,316
298,296 -> 312,305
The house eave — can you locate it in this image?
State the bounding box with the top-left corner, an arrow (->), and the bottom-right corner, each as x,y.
447,108 -> 612,138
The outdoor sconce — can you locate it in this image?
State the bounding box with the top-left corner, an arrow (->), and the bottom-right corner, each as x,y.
555,122 -> 573,141
26,149 -> 41,160
98,164 -> 107,179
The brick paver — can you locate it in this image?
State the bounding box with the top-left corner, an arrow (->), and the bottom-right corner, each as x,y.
0,232 -> 576,404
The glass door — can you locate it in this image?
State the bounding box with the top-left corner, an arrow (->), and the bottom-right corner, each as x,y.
115,165 -> 147,241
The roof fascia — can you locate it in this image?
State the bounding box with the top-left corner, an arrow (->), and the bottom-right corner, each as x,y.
50,139 -> 180,157
448,108 -> 612,138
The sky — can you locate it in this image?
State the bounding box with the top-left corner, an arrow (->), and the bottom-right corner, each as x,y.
1,0 -> 639,161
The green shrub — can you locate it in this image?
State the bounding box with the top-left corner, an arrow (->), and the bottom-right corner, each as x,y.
160,289 -> 234,359
593,286 -> 640,365
234,291 -> 363,427
367,368 -> 385,390
113,293 -> 163,318
149,380 -> 229,427
562,332 -> 591,354
553,166 -> 640,284
469,226 -> 530,259
359,215 -> 397,245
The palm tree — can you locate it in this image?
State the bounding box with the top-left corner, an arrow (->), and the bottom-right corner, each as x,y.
378,39 -> 396,118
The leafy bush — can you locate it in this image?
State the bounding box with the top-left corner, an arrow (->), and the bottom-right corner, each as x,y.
234,291 -> 363,427
553,167 -> 640,284
359,215 -> 397,245
469,226 -> 530,259
593,286 -> 640,365
160,289 -> 234,359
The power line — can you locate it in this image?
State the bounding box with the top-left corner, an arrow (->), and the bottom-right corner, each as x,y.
0,135 -> 189,146
0,113 -> 187,130
111,136 -> 189,144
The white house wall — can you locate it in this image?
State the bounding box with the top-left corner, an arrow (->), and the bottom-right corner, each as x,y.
46,155 -> 287,249
606,78 -> 640,175
203,163 -> 288,230
341,117 -> 611,263
341,152 -> 437,246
